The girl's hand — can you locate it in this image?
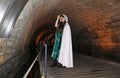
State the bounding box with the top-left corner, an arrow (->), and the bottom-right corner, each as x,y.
55,15 -> 60,27
57,15 -> 60,19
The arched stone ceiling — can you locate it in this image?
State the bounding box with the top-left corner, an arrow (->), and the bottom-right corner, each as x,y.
18,0 -> 120,50
1,0 -> 120,65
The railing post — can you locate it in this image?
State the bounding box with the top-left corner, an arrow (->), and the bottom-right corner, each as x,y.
44,44 -> 47,78
92,39 -> 95,58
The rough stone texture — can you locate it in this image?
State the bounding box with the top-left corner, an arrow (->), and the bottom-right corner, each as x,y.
0,51 -> 30,78
0,0 -> 61,77
0,0 -> 120,77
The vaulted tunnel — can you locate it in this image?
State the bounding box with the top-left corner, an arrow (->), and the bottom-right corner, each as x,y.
0,0 -> 120,77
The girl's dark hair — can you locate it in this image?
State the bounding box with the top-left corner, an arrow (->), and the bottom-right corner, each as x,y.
58,14 -> 66,24
60,14 -> 64,17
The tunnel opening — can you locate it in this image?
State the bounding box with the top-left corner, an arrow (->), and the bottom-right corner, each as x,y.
29,23 -> 55,59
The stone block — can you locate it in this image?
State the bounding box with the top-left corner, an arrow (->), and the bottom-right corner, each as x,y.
0,53 -> 3,65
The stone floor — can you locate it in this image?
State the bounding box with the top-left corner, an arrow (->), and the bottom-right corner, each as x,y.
46,53 -> 120,78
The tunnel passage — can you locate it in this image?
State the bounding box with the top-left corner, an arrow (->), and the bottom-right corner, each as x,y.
0,0 -> 120,77
29,22 -> 55,58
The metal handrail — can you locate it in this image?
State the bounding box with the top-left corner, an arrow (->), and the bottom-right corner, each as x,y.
23,44 -> 48,78
23,53 -> 39,78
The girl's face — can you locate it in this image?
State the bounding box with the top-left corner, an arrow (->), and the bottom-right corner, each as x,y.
59,16 -> 65,23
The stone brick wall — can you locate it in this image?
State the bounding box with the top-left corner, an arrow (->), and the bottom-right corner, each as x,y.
0,0 -> 120,77
51,0 -> 120,58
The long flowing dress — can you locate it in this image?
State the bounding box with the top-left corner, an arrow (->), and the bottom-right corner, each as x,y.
51,31 -> 62,60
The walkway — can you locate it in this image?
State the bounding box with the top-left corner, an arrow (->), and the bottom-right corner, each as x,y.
47,53 -> 120,78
